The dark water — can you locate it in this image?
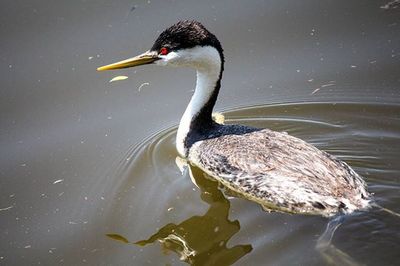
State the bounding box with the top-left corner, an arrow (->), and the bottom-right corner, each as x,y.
1,0 -> 399,265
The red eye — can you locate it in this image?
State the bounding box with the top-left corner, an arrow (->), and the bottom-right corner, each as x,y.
159,47 -> 168,55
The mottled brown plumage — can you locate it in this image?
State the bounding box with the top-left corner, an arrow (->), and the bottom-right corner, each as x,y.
189,127 -> 370,216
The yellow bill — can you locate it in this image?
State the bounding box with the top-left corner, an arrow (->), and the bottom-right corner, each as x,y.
97,51 -> 159,71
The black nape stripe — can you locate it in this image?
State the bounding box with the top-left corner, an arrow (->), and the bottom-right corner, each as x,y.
151,20 -> 225,67
150,21 -> 226,154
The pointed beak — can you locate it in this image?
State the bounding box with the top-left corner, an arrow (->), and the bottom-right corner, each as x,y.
97,51 -> 159,71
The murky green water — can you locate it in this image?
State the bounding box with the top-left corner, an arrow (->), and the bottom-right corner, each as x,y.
104,102 -> 400,265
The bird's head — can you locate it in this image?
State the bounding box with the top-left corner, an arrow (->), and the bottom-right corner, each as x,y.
97,20 -> 224,73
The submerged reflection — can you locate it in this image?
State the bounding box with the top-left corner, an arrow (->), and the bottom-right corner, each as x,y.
134,163 -> 252,265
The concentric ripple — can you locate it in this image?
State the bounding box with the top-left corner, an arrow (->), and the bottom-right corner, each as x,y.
106,102 -> 400,266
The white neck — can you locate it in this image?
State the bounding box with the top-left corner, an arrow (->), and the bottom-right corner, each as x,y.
175,48 -> 221,157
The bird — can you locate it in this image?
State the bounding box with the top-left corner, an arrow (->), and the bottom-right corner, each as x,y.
98,20 -> 371,217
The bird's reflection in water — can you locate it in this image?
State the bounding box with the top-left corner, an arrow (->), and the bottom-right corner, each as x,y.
134,162 -> 252,265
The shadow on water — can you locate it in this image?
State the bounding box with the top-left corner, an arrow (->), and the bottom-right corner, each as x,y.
104,102 -> 400,266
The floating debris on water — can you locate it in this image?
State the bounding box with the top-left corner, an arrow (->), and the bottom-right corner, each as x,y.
311,88 -> 320,95
138,82 -> 150,91
53,179 -> 64,184
109,76 -> 128,82
48,248 -> 56,254
0,206 -> 13,212
311,81 -> 336,95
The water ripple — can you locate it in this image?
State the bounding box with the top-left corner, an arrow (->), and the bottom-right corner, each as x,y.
108,102 -> 400,265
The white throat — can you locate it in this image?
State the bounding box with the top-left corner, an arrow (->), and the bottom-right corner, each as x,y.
173,46 -> 222,157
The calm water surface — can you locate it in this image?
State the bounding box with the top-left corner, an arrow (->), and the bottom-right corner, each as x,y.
1,0 -> 399,265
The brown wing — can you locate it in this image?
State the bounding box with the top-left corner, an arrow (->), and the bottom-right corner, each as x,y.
188,129 -> 369,215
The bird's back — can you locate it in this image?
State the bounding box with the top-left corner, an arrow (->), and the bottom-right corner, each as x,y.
188,127 -> 371,216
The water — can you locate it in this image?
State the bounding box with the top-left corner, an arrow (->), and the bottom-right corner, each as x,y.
1,1 -> 399,265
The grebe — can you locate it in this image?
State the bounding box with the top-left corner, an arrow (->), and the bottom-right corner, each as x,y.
98,20 -> 371,217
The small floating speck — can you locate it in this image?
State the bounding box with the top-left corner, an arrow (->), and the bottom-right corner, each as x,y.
24,245 -> 31,249
167,207 -> 174,212
138,82 -> 150,91
350,65 -> 357,68
88,56 -> 93,60
311,88 -> 321,95
109,76 -> 128,82
53,179 -> 64,184
0,206 -> 13,212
